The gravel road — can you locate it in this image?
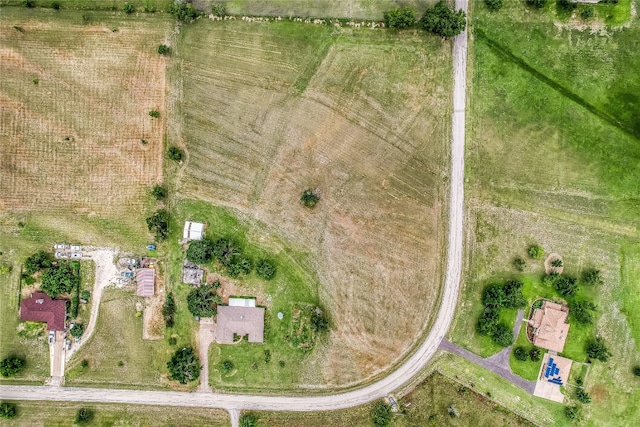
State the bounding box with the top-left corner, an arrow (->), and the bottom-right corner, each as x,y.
0,2 -> 470,423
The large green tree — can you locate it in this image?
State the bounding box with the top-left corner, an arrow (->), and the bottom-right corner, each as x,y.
587,336 -> 611,362
146,209 -> 170,241
186,239 -> 214,264
186,284 -> 220,317
420,1 -> 466,38
41,261 -> 79,297
0,402 -> 16,419
24,250 -> 53,275
167,347 -> 201,384
212,238 -> 240,266
371,401 -> 393,427
0,357 -> 25,377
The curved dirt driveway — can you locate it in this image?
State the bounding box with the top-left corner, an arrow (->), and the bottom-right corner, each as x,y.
1,0 -> 469,423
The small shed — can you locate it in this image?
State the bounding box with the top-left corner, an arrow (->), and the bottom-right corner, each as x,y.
136,268 -> 155,297
183,221 -> 204,241
228,297 -> 256,307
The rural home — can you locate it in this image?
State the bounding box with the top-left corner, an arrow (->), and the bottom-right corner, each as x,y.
20,292 -> 66,331
216,298 -> 264,344
183,221 -> 204,241
136,268 -> 155,297
529,300 -> 570,353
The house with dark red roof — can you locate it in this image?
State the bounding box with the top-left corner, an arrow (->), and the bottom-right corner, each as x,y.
20,292 -> 66,331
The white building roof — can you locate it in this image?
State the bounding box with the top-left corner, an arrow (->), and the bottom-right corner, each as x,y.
228,297 -> 256,308
183,221 -> 204,241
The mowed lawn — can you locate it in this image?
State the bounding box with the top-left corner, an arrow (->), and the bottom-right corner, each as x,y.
65,289 -> 184,390
0,8 -> 170,246
0,401 -> 228,427
450,1 -> 640,426
174,18 -> 452,387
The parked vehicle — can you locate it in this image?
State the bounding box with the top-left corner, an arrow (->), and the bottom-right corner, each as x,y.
122,271 -> 134,278
65,339 -> 71,351
54,244 -> 65,249
70,244 -> 82,251
48,331 -> 55,345
146,244 -> 156,250
71,252 -> 82,258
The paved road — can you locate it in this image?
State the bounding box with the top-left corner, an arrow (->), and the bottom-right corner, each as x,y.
0,0 -> 470,423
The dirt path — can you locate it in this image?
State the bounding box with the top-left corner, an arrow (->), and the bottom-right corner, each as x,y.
66,249 -> 117,362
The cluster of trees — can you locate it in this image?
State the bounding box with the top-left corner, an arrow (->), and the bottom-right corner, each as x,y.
41,260 -> 81,298
146,209 -> 170,241
0,357 -> 25,377
168,146 -> 184,161
371,400 -> 393,427
382,2 -> 466,38
187,283 -> 221,318
543,272 -> 578,297
167,347 -> 201,384
513,346 -> 541,362
484,0 -> 504,11
23,250 -> 53,275
70,323 -> 84,339
186,238 -> 277,280
586,336 -> 611,362
476,280 -> 526,347
170,1 -> 200,22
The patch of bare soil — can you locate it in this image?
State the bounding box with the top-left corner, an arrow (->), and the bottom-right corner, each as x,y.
544,253 -> 564,275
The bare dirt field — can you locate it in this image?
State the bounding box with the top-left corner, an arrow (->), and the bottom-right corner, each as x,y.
174,20 -> 452,385
0,9 -> 171,239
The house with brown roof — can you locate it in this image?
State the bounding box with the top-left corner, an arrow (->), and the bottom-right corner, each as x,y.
136,268 -> 155,297
216,305 -> 265,344
529,300 -> 570,353
20,292 -> 66,331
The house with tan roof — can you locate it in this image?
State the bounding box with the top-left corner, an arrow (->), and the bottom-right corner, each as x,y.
216,300 -> 264,344
528,300 -> 570,353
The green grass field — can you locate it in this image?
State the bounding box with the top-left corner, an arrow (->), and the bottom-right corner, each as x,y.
0,401 -> 228,427
255,371 -> 531,426
449,0 -> 640,425
173,17 -> 451,386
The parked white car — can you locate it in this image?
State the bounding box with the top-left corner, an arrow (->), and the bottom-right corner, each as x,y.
54,244 -> 65,249
70,245 -> 82,251
48,331 -> 55,345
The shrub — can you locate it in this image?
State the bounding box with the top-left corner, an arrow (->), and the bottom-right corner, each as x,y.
565,406 -> 579,420
570,300 -> 596,325
167,347 -> 200,384
186,239 -> 214,264
633,366 -> 640,377
513,256 -> 525,271
240,413 -> 258,427
22,0 -> 35,7
256,259 -> 276,280
80,290 -> 91,301
528,245 -> 544,259
420,1 -> 466,38
311,308 -> 329,332
484,0 -> 503,11
220,360 -> 234,374
551,258 -> 563,268
0,357 -> 25,377
167,146 -> 184,161
555,275 -> 579,297
187,284 -> 218,317
575,389 -> 591,404
170,1 -> 200,22
151,184 -> 167,200
162,292 -> 176,327
75,408 -> 94,425
146,209 -> 170,241
580,7 -> 595,20
263,349 -> 271,363
587,336 -> 611,362
278,360 -> 285,368
212,238 -> 239,266
300,189 -> 320,208
557,0 -> 577,11
0,402 -> 16,419
529,348 -> 541,362
383,7 -> 416,29
448,404 -> 460,418
503,279 -> 526,308
157,44 -> 170,55
371,401 -> 393,427
582,268 -> 602,286
168,336 -> 177,345
123,2 -> 134,13
52,2 -> 60,9
526,0 -> 548,8
81,359 -> 89,368
70,323 -> 84,338
148,110 -> 160,118
482,283 -> 506,307
24,250 -> 53,274
514,346 -> 528,361
211,2 -> 227,16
